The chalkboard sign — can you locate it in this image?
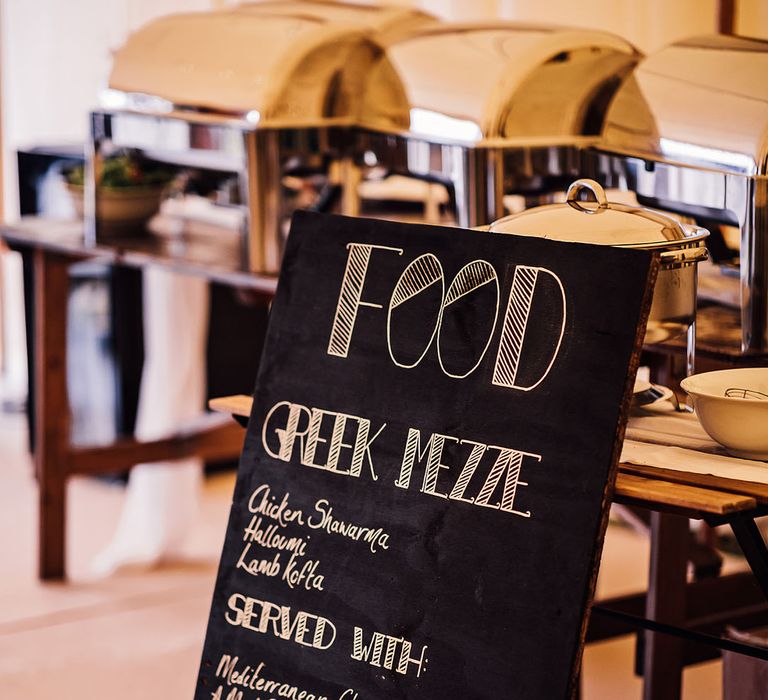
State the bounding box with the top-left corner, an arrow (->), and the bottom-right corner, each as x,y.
196,211 -> 657,700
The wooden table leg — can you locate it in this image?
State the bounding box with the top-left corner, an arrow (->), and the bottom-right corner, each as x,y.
731,515 -> 768,600
33,249 -> 72,580
690,524 -> 723,580
643,512 -> 689,700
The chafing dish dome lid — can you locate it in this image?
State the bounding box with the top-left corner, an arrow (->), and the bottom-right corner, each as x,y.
355,23 -> 640,144
108,2 -> 428,126
235,0 -> 434,37
489,179 -> 709,249
600,34 -> 768,177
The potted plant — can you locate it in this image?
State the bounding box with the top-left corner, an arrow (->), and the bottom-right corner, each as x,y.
67,154 -> 173,231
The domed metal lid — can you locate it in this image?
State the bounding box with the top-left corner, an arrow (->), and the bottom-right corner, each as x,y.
488,179 -> 709,248
355,23 -> 640,143
108,2 -> 432,125
600,35 -> 768,178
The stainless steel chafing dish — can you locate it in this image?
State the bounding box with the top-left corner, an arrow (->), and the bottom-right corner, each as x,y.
87,1 -> 433,273
489,179 -> 709,372
235,0 -> 433,37
592,35 -> 768,354
349,23 -> 641,228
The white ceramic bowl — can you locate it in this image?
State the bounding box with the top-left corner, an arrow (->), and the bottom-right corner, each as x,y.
680,368 -> 768,460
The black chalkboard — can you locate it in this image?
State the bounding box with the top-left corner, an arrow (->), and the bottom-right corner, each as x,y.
195,211 -> 657,700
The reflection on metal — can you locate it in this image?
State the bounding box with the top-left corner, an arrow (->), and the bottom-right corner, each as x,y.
408,109 -> 483,144
594,34 -> 768,353
658,139 -> 756,176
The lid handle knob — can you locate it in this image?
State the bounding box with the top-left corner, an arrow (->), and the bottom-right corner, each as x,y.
566,179 -> 608,215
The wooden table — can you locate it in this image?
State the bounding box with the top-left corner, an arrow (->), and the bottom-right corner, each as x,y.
635,304 -> 768,696
1,218 -> 277,580
598,468 -> 768,700
6,217 -> 768,698
211,394 -> 768,700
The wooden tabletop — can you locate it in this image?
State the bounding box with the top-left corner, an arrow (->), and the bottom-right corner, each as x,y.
208,395 -> 768,518
9,217 -> 766,518
0,217 -> 279,294
5,217 -> 766,361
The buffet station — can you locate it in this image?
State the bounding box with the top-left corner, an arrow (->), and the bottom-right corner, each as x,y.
4,2 -> 768,698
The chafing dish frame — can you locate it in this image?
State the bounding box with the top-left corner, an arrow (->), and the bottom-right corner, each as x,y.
589,149 -> 767,354
590,34 -> 768,354
347,23 -> 641,229
350,130 -> 590,228
86,108 -> 355,274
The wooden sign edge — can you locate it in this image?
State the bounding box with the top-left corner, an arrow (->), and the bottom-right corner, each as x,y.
567,250 -> 661,698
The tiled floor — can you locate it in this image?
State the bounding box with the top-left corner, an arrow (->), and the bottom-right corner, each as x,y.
0,409 -> 726,698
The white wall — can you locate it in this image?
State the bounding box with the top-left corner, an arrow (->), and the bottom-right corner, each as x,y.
500,0 -> 718,52
0,0 -> 210,396
1,0 -> 211,219
738,0 -> 768,37
389,0 -> 722,51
